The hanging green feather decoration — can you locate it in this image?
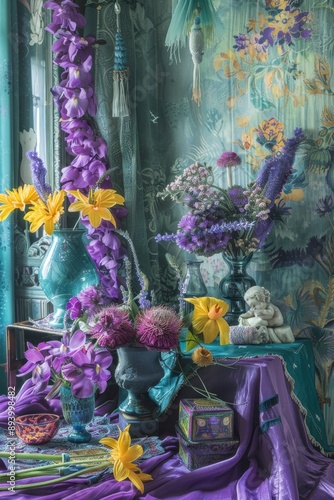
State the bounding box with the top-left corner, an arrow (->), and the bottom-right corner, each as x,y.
165,0 -> 221,61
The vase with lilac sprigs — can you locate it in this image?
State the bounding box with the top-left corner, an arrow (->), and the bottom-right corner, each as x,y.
156,128 -> 306,324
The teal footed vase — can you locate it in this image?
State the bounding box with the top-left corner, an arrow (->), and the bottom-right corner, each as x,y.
115,347 -> 164,417
60,385 -> 95,443
38,229 -> 99,329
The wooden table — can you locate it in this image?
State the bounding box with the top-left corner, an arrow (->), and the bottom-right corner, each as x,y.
5,320 -> 64,388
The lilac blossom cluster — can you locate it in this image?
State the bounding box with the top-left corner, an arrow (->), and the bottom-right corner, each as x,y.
18,330 -> 113,399
157,128 -> 304,258
45,0 -> 126,300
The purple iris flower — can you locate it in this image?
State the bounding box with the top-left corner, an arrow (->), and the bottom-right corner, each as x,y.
47,329 -> 86,372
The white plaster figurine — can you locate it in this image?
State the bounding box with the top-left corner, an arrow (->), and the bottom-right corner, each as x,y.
239,286 -> 295,343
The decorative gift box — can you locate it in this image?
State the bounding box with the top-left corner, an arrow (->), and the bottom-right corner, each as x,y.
178,398 -> 234,442
176,425 -> 239,470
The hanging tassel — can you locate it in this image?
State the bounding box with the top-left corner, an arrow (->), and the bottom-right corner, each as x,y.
189,16 -> 204,106
112,1 -> 130,118
165,0 -> 221,62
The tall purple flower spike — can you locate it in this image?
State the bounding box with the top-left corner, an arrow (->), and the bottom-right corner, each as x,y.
45,0 -> 127,301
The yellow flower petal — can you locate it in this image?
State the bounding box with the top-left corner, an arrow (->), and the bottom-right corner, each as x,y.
187,296 -> 229,344
0,184 -> 39,221
217,317 -> 230,345
113,459 -> 129,482
24,191 -> 65,235
123,444 -> 144,463
68,188 -> 124,228
99,436 -> 119,449
202,319 -> 220,344
127,470 -> 145,494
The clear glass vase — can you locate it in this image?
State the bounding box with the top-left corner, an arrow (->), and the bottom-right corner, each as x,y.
60,385 -> 95,443
182,259 -> 208,315
219,253 -> 256,326
38,229 -> 99,328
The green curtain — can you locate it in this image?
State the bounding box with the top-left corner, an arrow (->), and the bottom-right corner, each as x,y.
0,1 -> 18,394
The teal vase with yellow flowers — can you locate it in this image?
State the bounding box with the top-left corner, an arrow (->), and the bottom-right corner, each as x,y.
39,228 -> 99,328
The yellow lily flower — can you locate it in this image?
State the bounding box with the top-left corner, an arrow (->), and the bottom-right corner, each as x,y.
184,296 -> 230,345
0,185 -> 39,221
68,188 -> 125,228
24,190 -> 65,235
100,425 -> 152,494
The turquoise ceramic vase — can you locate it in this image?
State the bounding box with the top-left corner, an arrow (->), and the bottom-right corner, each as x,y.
219,253 -> 256,326
60,385 -> 95,443
38,229 -> 99,328
115,346 -> 164,417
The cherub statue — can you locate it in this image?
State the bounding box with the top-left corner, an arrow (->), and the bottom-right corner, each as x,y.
237,286 -> 295,344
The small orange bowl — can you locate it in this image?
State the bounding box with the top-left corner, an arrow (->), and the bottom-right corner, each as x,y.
15,413 -> 60,445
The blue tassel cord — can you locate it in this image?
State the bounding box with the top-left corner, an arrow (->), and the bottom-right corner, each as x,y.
112,2 -> 130,117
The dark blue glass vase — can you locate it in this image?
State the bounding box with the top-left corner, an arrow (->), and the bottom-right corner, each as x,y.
38,229 -> 99,328
60,385 -> 95,443
219,253 -> 256,326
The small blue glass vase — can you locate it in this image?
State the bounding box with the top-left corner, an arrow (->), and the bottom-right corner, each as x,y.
60,385 -> 95,443
38,229 -> 99,328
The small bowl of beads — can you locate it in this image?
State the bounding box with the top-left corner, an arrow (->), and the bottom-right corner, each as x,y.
15,413 -> 60,445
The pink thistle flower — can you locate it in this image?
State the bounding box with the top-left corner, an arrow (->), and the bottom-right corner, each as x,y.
88,306 -> 136,349
216,151 -> 242,169
136,306 -> 182,352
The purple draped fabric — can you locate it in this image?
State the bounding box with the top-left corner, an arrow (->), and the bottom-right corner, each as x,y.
0,357 -> 334,498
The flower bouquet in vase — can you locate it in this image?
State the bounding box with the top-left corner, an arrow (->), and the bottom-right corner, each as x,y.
157,128 -> 305,324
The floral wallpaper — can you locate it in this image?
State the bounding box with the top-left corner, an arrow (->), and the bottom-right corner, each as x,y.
86,0 -> 334,442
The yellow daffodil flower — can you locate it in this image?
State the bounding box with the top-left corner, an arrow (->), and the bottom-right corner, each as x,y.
68,188 -> 125,228
24,190 -> 65,235
99,425 -> 152,493
184,296 -> 230,345
0,185 -> 39,221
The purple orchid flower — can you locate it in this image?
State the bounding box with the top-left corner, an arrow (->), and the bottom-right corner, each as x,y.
66,296 -> 83,320
61,344 -> 112,398
17,342 -> 52,393
47,329 -> 86,372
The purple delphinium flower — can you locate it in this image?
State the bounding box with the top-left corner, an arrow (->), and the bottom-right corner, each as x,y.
136,306 -> 182,351
216,152 -> 242,168
45,0 -> 127,302
88,306 -> 137,349
26,151 -> 52,202
255,128 -> 305,205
